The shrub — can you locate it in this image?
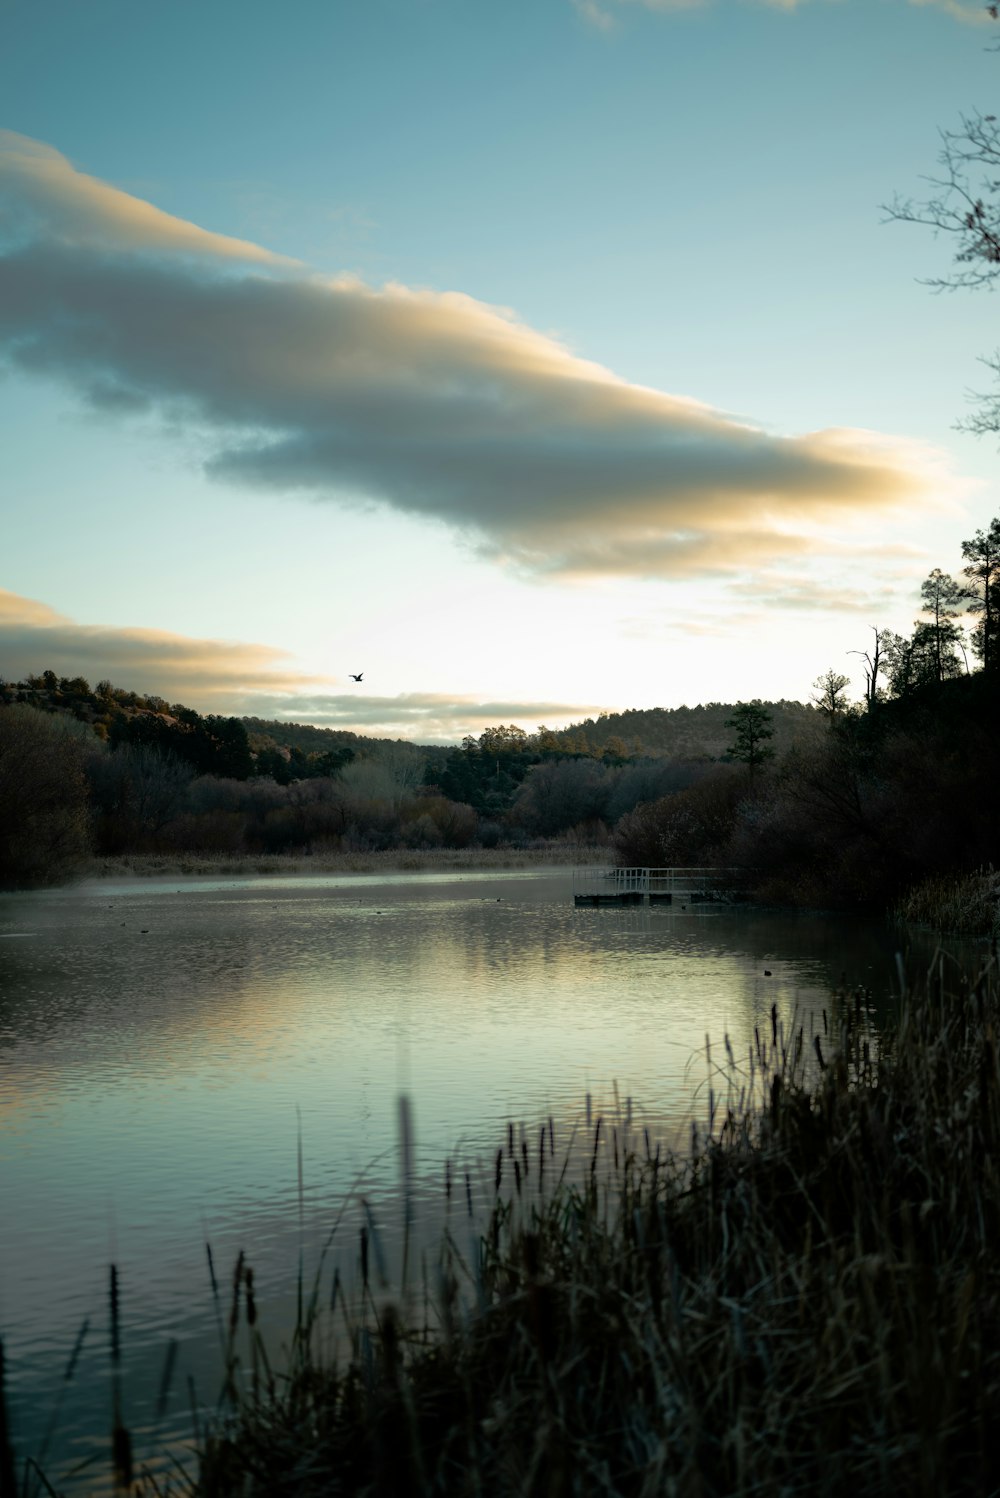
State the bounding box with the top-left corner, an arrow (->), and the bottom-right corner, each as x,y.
0,705 -> 92,887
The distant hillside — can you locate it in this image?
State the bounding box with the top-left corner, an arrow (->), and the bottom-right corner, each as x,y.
548,701 -> 822,759
0,674 -> 448,776
1,670 -> 820,767
242,715 -> 450,767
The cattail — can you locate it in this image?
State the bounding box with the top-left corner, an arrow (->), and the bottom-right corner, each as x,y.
229,1250 -> 245,1338
109,1266 -> 132,1491
155,1338 -> 178,1422
590,1116 -> 602,1180
0,1339 -> 17,1498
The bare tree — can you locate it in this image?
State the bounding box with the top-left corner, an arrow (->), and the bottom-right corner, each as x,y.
885,14 -> 1000,432
849,627 -> 889,710
811,669 -> 852,720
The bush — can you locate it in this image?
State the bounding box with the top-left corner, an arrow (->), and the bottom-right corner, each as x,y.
613,765 -> 747,867
0,705 -> 91,887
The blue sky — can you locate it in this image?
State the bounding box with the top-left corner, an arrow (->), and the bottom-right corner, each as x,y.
2,0 -> 999,741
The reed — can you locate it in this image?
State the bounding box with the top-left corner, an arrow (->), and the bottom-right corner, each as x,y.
183,954 -> 1000,1495
15,953 -> 1000,1495
894,866 -> 1000,937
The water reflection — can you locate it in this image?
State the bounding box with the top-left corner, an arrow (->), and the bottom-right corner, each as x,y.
0,868 -> 979,1486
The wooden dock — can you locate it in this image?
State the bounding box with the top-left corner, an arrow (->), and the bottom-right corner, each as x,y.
572,867 -> 747,907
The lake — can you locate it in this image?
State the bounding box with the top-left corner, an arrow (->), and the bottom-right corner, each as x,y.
0,866 -> 962,1489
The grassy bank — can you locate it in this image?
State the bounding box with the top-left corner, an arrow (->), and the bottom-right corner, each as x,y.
11,952 -> 1000,1496
894,867 -> 1000,938
83,844 -> 612,880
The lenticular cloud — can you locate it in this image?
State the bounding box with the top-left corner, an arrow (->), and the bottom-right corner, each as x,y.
0,131 -> 949,580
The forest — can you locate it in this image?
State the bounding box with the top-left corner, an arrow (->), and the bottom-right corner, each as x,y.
0,513 -> 997,916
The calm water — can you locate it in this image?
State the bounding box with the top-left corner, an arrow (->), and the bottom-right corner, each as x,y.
0,867 -> 963,1486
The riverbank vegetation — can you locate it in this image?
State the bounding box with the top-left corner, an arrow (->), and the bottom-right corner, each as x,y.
87,843 -> 612,880
893,867 -> 1000,938
8,951 -> 999,1495
0,682 -> 819,891
2,511 -> 998,921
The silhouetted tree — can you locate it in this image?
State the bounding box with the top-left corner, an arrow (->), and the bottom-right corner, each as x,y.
886,73 -> 1000,433
850,627 -> 890,711
811,669 -> 851,720
918,567 -> 967,681
961,517 -> 1000,670
725,701 -> 775,772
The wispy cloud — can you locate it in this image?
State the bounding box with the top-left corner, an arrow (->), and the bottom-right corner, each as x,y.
0,132 -> 954,582
574,0 -> 989,22
0,587 -> 326,707
243,692 -> 604,742
0,590 -> 596,740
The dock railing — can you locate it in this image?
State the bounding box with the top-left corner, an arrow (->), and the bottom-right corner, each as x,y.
572,866 -> 750,904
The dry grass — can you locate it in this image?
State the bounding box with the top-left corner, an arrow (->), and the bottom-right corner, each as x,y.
83,845 -> 611,881
10,953 -> 1000,1496
895,866 -> 1000,937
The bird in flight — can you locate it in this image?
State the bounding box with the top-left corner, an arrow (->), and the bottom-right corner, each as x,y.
349,672 -> 364,683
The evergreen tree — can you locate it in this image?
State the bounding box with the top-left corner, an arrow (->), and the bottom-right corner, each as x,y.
961,517 -> 1000,672
918,567 -> 966,682
724,701 -> 775,772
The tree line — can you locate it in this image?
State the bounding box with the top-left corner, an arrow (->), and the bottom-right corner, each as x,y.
0,673 -> 820,888
2,504 -> 997,904
616,512 -> 1000,909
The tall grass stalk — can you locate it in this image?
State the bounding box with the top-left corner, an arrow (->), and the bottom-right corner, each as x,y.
895,865 -> 1000,937
17,954 -> 1000,1494
178,954 -> 1000,1495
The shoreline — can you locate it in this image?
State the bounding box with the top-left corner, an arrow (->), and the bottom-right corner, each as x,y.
79,844 -> 614,880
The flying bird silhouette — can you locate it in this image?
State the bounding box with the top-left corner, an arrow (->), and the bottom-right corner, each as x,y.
349,672 -> 364,682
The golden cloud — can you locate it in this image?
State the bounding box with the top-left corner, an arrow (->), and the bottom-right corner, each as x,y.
0,590 -> 598,739
0,588 -> 327,706
0,133 -> 958,582
0,132 -> 295,264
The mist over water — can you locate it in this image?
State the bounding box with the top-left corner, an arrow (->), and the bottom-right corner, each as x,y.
0,868 -> 966,1485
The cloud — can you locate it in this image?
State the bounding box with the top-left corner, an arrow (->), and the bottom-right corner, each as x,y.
574,0 -> 989,21
0,587 -> 326,707
726,575 -> 904,614
0,133 -> 953,581
242,692 -> 605,743
0,590 -> 596,740
0,131 -> 295,265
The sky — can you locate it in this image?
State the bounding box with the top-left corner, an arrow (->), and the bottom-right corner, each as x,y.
2,0 -> 1000,743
